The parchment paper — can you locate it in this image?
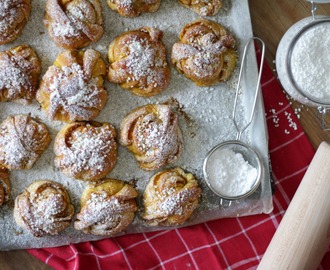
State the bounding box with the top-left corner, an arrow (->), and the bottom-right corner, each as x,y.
0,0 -> 273,250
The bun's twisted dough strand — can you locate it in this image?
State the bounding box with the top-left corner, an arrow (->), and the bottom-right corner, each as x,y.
0,166 -> 10,207
142,167 -> 201,226
0,0 -> 31,45
14,180 -> 75,237
120,104 -> 183,171
74,179 -> 138,236
44,0 -> 104,49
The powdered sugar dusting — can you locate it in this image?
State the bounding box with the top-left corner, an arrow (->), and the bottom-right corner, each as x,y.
15,182 -> 74,237
74,187 -> 138,235
121,104 -> 183,169
0,115 -> 50,170
45,0 -> 103,47
43,62 -> 104,121
79,193 -> 127,225
109,0 -> 159,9
0,46 -> 39,103
0,56 -> 31,98
172,23 -> 236,81
157,188 -> 198,216
127,37 -> 166,85
0,0 -> 28,41
55,123 -> 117,178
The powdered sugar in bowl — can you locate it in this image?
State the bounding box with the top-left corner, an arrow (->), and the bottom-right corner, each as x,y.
276,1 -> 330,128
203,141 -> 262,200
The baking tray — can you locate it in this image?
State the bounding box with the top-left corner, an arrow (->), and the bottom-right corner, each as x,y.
0,0 -> 273,250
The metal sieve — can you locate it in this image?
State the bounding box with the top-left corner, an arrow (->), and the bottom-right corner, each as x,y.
203,37 -> 265,201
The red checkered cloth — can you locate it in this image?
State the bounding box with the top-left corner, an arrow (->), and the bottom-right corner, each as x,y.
28,57 -> 330,269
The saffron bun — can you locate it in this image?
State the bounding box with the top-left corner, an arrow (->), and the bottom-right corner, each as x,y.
106,0 -> 161,17
108,27 -> 170,97
74,179 -> 138,236
178,0 -> 222,16
0,115 -> 51,170
54,121 -> 118,181
0,0 -> 31,45
171,18 -> 237,86
0,166 -> 10,207
120,104 -> 183,171
44,0 -> 104,49
142,167 -> 201,226
36,49 -> 107,123
14,180 -> 74,237
0,45 -> 41,104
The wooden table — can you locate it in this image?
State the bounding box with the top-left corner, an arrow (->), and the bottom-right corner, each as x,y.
1,1 -> 330,269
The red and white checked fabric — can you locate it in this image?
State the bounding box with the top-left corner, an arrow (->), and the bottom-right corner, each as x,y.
28,57 -> 330,269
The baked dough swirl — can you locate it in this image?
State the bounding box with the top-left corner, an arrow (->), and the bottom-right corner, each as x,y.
120,104 -> 183,171
108,27 -> 170,97
107,0 -> 161,17
44,0 -> 104,49
178,0 -> 222,16
54,121 -> 118,181
74,179 -> 138,236
142,167 -> 201,226
0,45 -> 41,104
172,19 -> 237,86
0,115 -> 51,170
0,0 -> 31,45
37,49 -> 107,123
14,180 -> 74,237
0,166 -> 10,207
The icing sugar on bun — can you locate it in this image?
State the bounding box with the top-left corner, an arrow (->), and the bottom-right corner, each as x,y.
54,121 -> 118,181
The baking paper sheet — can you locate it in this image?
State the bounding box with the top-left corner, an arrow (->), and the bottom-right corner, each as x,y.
0,0 -> 273,250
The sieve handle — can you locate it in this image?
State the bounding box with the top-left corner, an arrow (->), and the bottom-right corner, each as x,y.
258,141 -> 330,270
232,37 -> 265,140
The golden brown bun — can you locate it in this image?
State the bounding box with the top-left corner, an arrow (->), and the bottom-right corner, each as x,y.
107,0 -> 160,17
14,180 -> 74,237
0,115 -> 51,170
108,27 -> 170,97
44,0 -> 104,49
0,45 -> 41,104
0,0 -> 31,45
74,179 -> 138,236
178,0 -> 222,16
37,49 -> 107,123
0,166 -> 10,207
142,167 -> 201,226
172,18 -> 237,86
54,121 -> 118,181
120,104 -> 183,171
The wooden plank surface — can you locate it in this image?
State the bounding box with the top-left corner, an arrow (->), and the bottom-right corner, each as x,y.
1,0 -> 330,269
